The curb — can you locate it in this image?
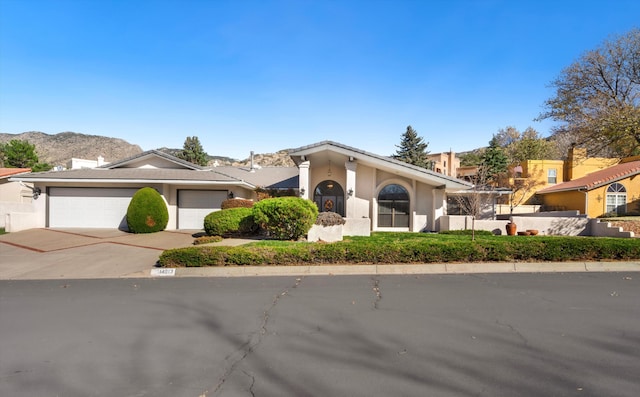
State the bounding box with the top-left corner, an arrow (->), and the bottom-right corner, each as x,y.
166,261 -> 640,278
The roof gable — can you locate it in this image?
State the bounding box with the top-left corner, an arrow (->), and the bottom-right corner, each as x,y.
538,160 -> 640,194
102,150 -> 204,170
288,140 -> 471,190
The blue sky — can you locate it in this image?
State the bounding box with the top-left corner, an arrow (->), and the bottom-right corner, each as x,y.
1,0 -> 639,160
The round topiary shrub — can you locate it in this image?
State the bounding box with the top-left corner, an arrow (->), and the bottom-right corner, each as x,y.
126,187 -> 169,233
252,197 -> 318,240
204,207 -> 256,236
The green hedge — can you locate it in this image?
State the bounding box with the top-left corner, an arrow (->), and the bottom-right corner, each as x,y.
252,197 -> 318,240
204,207 -> 256,236
158,234 -> 640,267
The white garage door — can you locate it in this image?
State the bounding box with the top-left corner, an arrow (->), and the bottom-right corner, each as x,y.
178,190 -> 227,229
49,188 -> 138,229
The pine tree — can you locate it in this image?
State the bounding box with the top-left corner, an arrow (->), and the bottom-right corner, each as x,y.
480,137 -> 508,185
2,139 -> 39,168
178,136 -> 208,166
392,126 -> 430,168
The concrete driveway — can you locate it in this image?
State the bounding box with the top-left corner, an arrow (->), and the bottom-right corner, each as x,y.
0,228 -> 199,280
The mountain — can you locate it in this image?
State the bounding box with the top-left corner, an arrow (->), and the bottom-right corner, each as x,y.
0,131 -> 143,167
1,131 -> 296,168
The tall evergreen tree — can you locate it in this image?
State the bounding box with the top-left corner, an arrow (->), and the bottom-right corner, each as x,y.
392,125 -> 430,168
480,137 -> 508,185
2,139 -> 39,168
178,136 -> 208,166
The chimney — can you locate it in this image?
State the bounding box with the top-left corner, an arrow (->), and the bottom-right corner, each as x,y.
250,151 -> 255,172
97,156 -> 105,167
567,146 -> 587,180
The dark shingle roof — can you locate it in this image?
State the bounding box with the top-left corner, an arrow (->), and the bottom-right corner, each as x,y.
212,166 -> 299,189
12,168 -> 249,184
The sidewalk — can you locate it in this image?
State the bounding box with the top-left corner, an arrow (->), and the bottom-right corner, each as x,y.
1,228 -> 639,280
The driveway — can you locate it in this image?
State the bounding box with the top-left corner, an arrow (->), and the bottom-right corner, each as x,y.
0,228 -> 199,280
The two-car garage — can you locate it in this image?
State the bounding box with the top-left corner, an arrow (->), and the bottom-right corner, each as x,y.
47,187 -> 226,229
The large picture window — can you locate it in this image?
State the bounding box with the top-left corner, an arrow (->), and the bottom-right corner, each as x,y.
378,184 -> 409,227
606,183 -> 627,214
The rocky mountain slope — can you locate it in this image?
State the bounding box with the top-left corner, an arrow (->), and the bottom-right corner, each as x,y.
0,131 -> 143,167
1,131 -> 295,168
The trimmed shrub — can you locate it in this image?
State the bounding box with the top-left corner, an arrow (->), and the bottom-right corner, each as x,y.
315,211 -> 346,226
221,198 -> 254,209
126,187 -> 169,233
204,207 -> 256,236
193,235 -> 223,245
252,197 -> 318,240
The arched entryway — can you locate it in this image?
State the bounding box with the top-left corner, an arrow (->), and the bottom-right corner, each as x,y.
314,180 -> 345,216
378,184 -> 409,227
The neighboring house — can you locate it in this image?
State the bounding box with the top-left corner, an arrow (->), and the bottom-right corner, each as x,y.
0,168 -> 33,229
536,156 -> 640,218
8,141 -> 471,233
513,147 -> 619,206
426,151 -> 459,177
67,156 -> 108,170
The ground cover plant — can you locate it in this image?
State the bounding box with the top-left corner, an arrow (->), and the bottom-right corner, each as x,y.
158,232 -> 640,267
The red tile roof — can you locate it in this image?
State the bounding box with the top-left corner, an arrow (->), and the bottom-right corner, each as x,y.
538,160 -> 640,194
0,168 -> 31,179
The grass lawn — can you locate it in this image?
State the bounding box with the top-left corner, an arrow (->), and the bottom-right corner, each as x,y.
159,231 -> 640,267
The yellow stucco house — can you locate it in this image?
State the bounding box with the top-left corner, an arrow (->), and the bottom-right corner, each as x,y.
536,154 -> 640,218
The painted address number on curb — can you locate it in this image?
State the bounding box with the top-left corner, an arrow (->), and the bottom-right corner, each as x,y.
151,268 -> 176,277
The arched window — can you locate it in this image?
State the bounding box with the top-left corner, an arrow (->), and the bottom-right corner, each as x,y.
606,183 -> 627,214
378,184 -> 409,227
314,180 -> 345,216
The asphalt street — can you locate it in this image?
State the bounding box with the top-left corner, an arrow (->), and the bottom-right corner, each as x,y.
1,273 -> 639,397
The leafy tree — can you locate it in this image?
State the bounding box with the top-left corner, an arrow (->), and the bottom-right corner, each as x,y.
392,125 -> 430,168
459,150 -> 484,167
178,136 -> 208,166
2,139 -> 39,168
479,137 -> 508,185
495,126 -> 559,163
538,28 -> 640,158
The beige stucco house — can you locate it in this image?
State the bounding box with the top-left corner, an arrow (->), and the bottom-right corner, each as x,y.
7,141 -> 471,233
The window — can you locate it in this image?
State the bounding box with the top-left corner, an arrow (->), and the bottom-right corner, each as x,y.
547,169 -> 557,184
378,184 -> 409,227
606,183 -> 627,214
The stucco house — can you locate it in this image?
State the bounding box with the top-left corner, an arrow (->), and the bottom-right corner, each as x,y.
536,157 -> 640,218
7,141 -> 471,233
0,167 -> 33,228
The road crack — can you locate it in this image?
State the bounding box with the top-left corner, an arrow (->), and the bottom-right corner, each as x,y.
208,277 -> 304,396
495,319 -> 529,346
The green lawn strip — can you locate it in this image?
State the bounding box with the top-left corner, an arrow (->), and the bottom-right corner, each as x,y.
158,233 -> 640,267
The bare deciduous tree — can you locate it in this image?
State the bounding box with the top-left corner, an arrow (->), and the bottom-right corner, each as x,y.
538,28 -> 640,158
